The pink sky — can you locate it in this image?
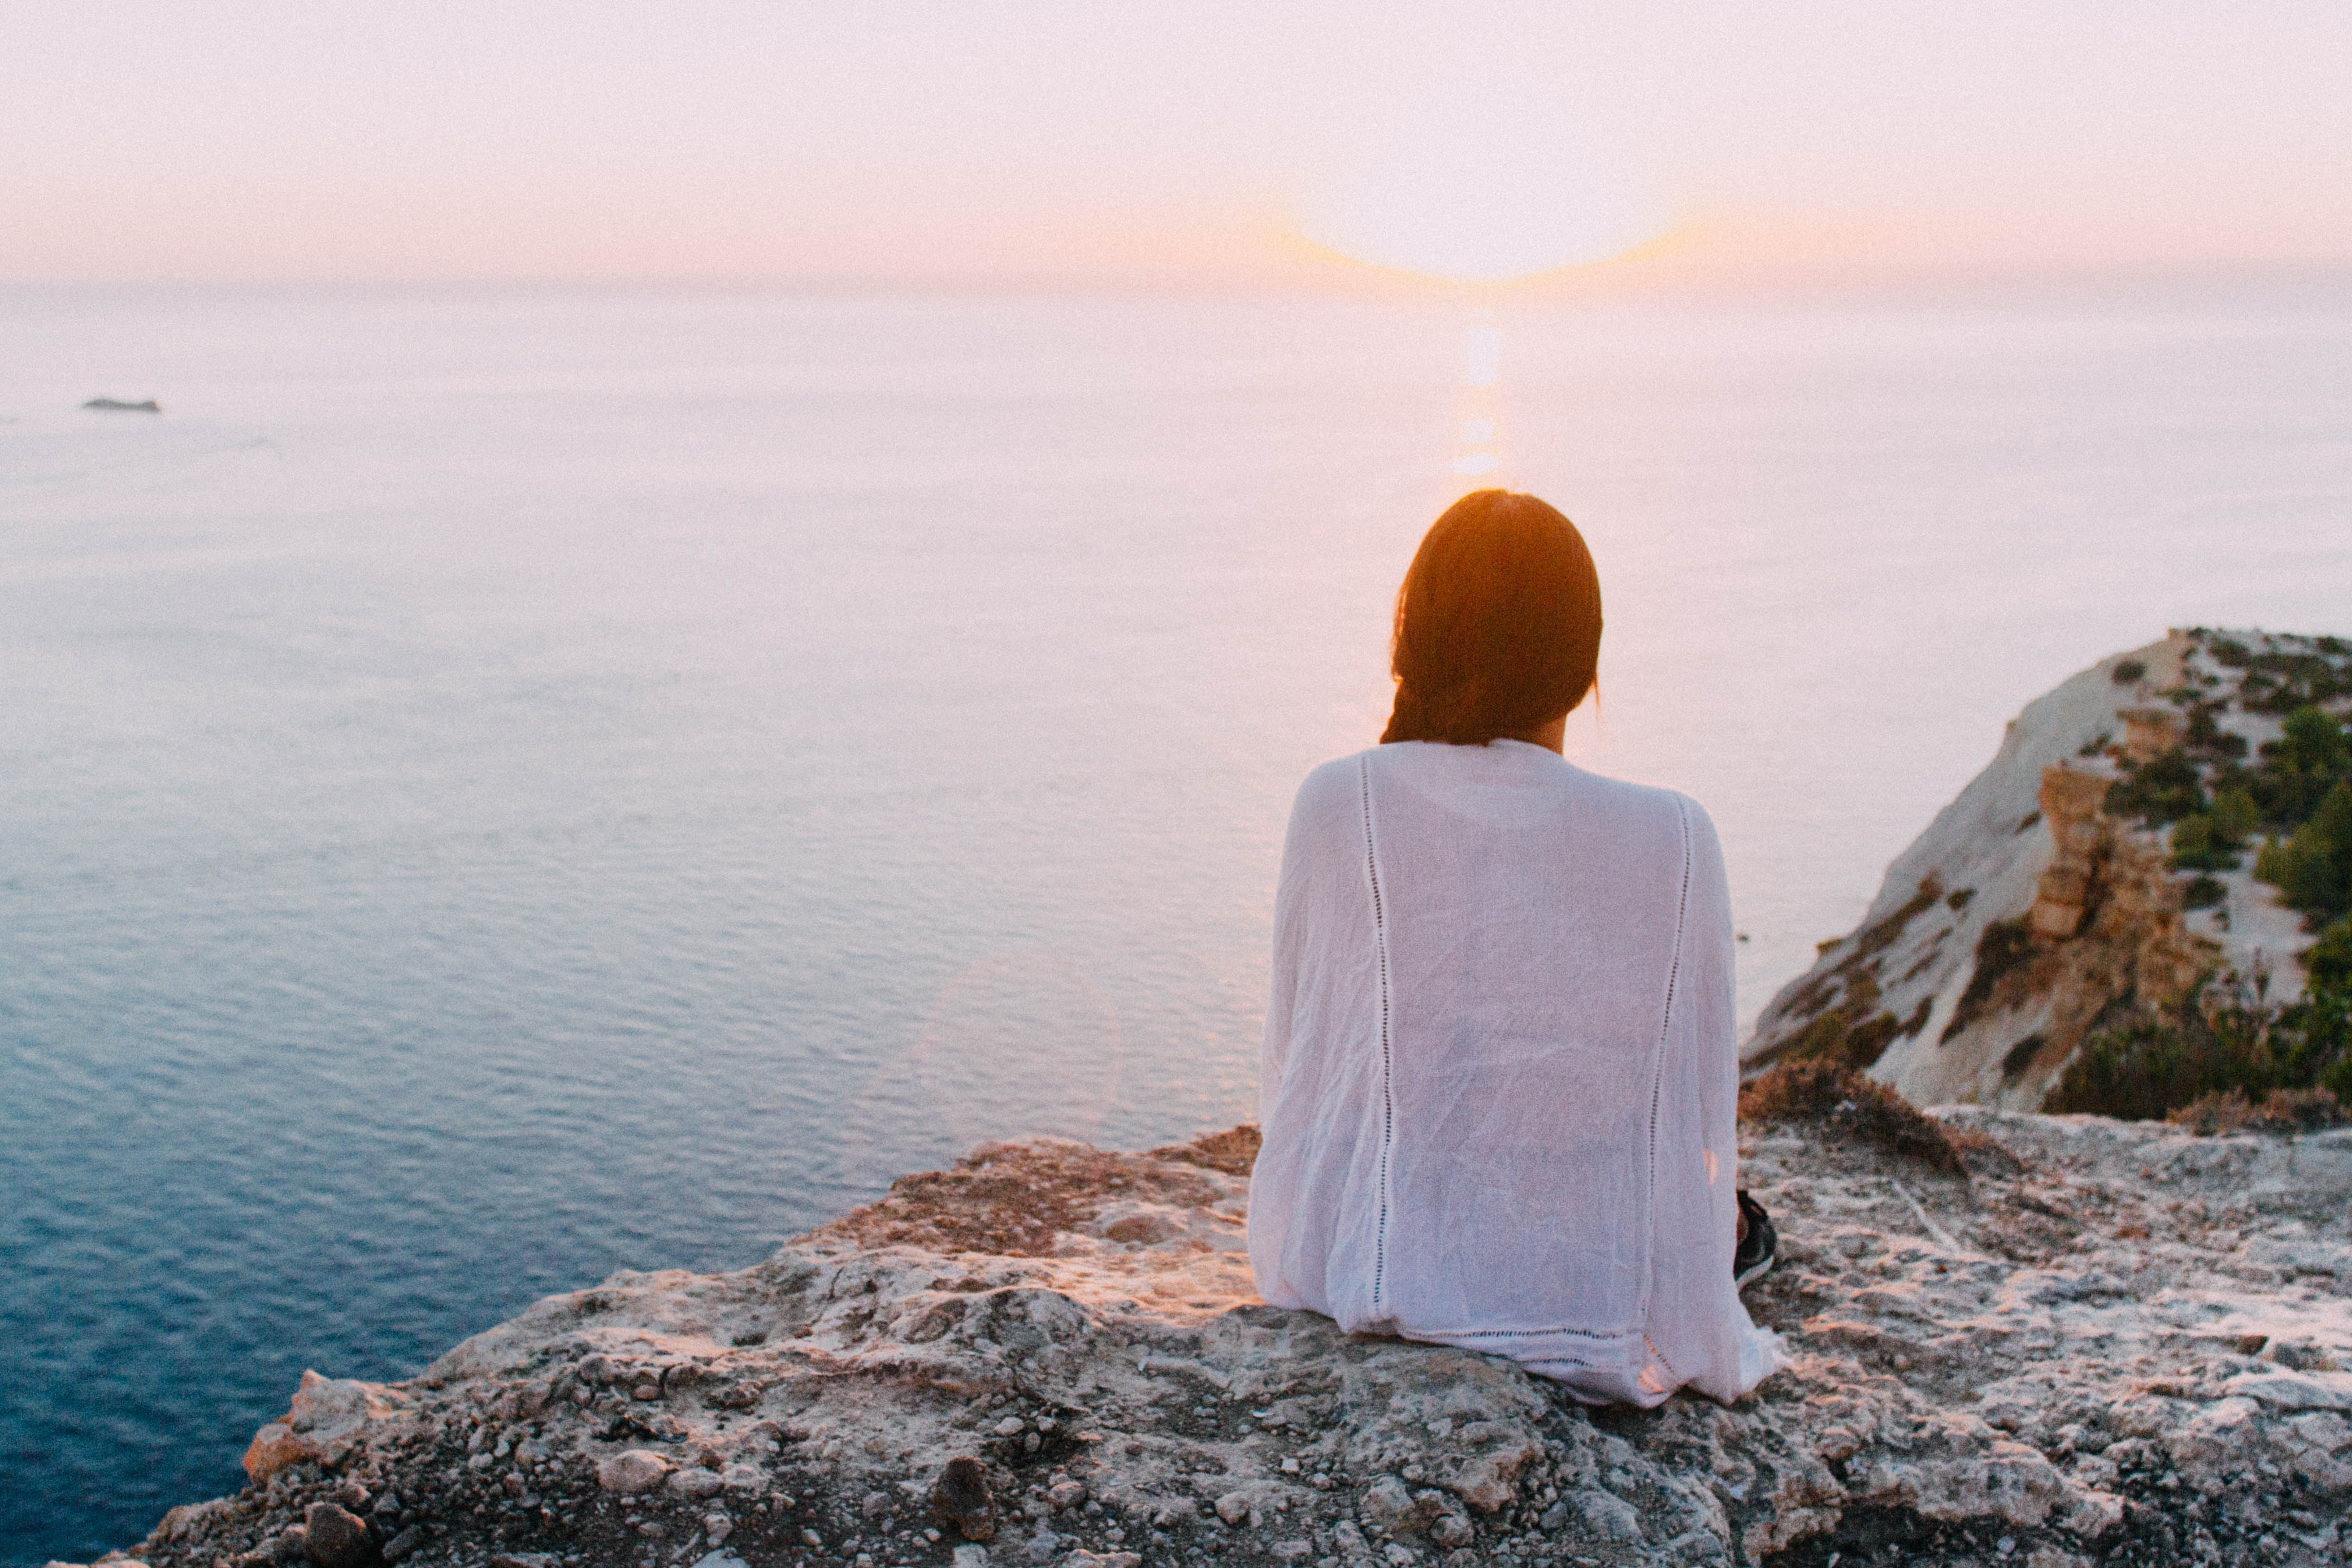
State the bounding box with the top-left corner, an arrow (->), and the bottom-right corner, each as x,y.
6,2 -> 2348,287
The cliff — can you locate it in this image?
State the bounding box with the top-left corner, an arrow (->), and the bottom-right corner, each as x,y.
65,1107 -> 2352,1568
1745,630 -> 2346,1110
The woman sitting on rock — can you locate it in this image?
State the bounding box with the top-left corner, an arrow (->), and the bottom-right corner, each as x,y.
1247,490 -> 1782,1406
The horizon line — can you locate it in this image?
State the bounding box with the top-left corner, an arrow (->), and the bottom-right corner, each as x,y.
6,253 -> 2352,302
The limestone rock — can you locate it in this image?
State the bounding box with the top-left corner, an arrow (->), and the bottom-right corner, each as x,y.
105,1121 -> 2352,1568
243,1369 -> 415,1483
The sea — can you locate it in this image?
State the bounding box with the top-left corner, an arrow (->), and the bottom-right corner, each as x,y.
4,278 -> 2348,1564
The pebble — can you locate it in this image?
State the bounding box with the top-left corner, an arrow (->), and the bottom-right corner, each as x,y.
930,1455 -> 998,1543
300,1502 -> 373,1568
1214,1491 -> 1252,1525
597,1450 -> 672,1495
668,1467 -> 725,1499
993,1416 -> 1027,1437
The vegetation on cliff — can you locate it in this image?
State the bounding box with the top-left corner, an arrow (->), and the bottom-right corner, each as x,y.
2053,696 -> 2352,1122
1747,629 -> 2352,1119
2045,974 -> 2352,1122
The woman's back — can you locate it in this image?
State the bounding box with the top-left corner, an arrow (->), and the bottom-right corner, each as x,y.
1248,738 -> 1778,1405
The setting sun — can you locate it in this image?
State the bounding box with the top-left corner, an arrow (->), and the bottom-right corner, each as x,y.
1299,67 -> 1665,284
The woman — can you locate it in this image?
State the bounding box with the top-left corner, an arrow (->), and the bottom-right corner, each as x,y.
1247,490 -> 1781,1407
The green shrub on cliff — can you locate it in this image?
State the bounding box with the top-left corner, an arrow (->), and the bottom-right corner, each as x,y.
2237,651 -> 2352,715
2049,958 -> 2352,1119
2185,706 -> 2250,760
2251,706 -> 2349,825
2049,1019 -> 2231,1122
2309,914 -> 2352,990
2107,748 -> 2206,825
2170,788 -> 2259,872
2256,780 -> 2352,922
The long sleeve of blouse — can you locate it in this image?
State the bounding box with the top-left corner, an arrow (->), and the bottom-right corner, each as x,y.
1246,739 -> 1782,1406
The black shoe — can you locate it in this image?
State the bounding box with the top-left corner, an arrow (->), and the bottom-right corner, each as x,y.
1734,1190 -> 1776,1289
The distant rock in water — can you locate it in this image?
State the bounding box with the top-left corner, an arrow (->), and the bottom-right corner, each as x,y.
60,1119 -> 2352,1568
82,397 -> 161,412
1746,628 -> 2350,1109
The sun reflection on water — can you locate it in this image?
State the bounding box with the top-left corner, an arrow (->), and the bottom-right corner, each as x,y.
1450,310 -> 1505,480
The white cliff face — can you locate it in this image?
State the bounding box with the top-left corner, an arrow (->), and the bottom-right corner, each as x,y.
77,1118 -> 2352,1568
1744,630 -> 2337,1110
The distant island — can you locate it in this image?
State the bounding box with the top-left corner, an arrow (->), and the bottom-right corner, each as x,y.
82,397 -> 162,413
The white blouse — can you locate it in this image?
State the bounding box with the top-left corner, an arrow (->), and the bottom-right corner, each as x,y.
1248,739 -> 1781,1406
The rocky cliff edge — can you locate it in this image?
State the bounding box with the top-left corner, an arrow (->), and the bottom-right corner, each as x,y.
60,1103 -> 2352,1568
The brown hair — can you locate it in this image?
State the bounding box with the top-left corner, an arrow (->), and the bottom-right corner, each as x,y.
1380,490 -> 1602,746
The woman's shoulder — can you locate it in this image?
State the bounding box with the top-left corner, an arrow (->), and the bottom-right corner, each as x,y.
1288,750 -> 1375,830
1299,744 -> 1720,838
1565,768 -> 1725,860
1566,765 -> 1712,823
1373,740 -> 1710,810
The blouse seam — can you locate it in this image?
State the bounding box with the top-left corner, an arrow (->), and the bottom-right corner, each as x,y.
1643,799 -> 1695,1329
1359,755 -> 1395,1310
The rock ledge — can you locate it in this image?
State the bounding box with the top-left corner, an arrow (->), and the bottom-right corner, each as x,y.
61,1114 -> 2352,1568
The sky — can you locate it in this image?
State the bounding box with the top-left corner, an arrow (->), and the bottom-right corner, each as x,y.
4,1 -> 2349,287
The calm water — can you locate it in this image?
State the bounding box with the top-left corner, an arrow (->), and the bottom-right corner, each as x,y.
4,281 -> 2349,1563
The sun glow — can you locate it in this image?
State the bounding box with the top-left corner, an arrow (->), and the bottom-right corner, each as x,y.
1301,69 -> 1664,285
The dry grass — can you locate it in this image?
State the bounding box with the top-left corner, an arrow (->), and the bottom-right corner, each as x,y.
1151,1123 -> 1262,1176
2165,1086 -> 2348,1136
816,1134 -> 1232,1258
1739,1060 -> 1990,1178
